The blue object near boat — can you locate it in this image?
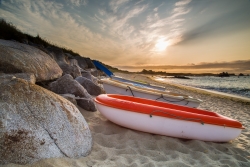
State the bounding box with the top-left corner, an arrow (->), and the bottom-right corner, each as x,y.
93,60 -> 166,91
92,60 -> 114,77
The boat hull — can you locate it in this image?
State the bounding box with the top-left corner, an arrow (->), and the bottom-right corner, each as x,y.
95,94 -> 243,142
102,78 -> 201,108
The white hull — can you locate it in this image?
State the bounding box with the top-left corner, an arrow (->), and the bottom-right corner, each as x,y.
101,79 -> 202,108
96,103 -> 242,142
112,75 -> 166,91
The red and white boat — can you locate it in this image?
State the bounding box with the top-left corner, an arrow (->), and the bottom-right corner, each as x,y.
95,94 -> 243,142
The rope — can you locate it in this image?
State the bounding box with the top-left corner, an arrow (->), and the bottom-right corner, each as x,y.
155,94 -> 189,105
126,86 -> 134,97
149,110 -> 204,125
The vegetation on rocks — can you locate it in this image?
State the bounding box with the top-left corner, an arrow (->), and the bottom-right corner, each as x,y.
0,19 -> 81,58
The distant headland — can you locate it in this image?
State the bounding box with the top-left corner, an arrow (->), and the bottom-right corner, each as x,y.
105,65 -> 249,78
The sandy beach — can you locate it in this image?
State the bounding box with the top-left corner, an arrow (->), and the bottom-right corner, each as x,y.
1,72 -> 250,167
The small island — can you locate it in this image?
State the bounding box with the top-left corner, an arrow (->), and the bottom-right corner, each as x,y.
238,73 -> 244,76
218,72 -> 230,77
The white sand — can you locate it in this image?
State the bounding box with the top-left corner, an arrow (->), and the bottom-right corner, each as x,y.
1,73 -> 250,167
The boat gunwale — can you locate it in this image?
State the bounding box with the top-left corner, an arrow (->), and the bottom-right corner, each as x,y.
112,76 -> 166,89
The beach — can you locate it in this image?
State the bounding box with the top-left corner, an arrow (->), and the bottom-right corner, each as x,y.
1,72 -> 250,167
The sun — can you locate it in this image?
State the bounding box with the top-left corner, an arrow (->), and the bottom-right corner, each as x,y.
155,39 -> 169,51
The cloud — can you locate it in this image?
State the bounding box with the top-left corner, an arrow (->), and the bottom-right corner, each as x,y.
172,7 -> 190,17
176,1 -> 250,45
95,2 -> 147,36
175,0 -> 192,6
69,0 -> 88,7
109,0 -> 129,13
142,0 -> 192,48
91,1 -> 151,63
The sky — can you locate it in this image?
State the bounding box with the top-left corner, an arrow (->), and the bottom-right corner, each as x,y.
0,0 -> 250,74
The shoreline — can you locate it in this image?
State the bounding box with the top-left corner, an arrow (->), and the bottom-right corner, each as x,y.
115,72 -> 250,104
151,76 -> 250,103
1,73 -> 250,167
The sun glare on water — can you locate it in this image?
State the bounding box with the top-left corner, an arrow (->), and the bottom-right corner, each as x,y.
155,39 -> 169,52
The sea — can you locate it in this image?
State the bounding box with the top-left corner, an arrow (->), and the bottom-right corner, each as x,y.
154,76 -> 250,99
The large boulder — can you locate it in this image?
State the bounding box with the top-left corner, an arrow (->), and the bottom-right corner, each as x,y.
0,39 -> 62,82
0,73 -> 36,84
59,94 -> 98,111
48,74 -> 96,111
47,47 -> 82,78
46,46 -> 68,65
60,63 -> 82,79
85,58 -> 95,68
85,68 -> 99,77
74,55 -> 88,69
0,77 -> 92,165
81,70 -> 99,85
75,97 -> 97,111
48,74 -> 91,98
69,58 -> 79,66
75,76 -> 103,96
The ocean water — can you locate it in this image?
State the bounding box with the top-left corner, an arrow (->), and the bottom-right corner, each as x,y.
155,76 -> 250,99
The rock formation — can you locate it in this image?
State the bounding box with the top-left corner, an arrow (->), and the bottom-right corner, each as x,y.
0,39 -> 62,82
0,24 -> 108,164
46,47 -> 82,79
72,54 -> 89,69
75,76 -> 103,96
81,70 -> 99,85
48,74 -> 96,111
0,73 -> 36,84
0,78 -> 92,165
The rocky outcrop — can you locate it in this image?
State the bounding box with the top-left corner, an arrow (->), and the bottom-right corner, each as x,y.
173,75 -> 190,79
48,74 -> 96,111
81,70 -> 99,85
69,58 -> 79,66
59,94 -> 98,112
86,68 -> 99,77
75,97 -> 97,111
48,74 -> 91,98
218,72 -> 231,77
85,58 -> 95,68
59,94 -> 99,110
46,46 -> 68,64
0,31 -> 109,165
73,55 -> 88,69
59,63 -> 82,78
0,40 -> 62,82
0,77 -> 92,165
46,47 -> 82,78
75,76 -> 103,96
